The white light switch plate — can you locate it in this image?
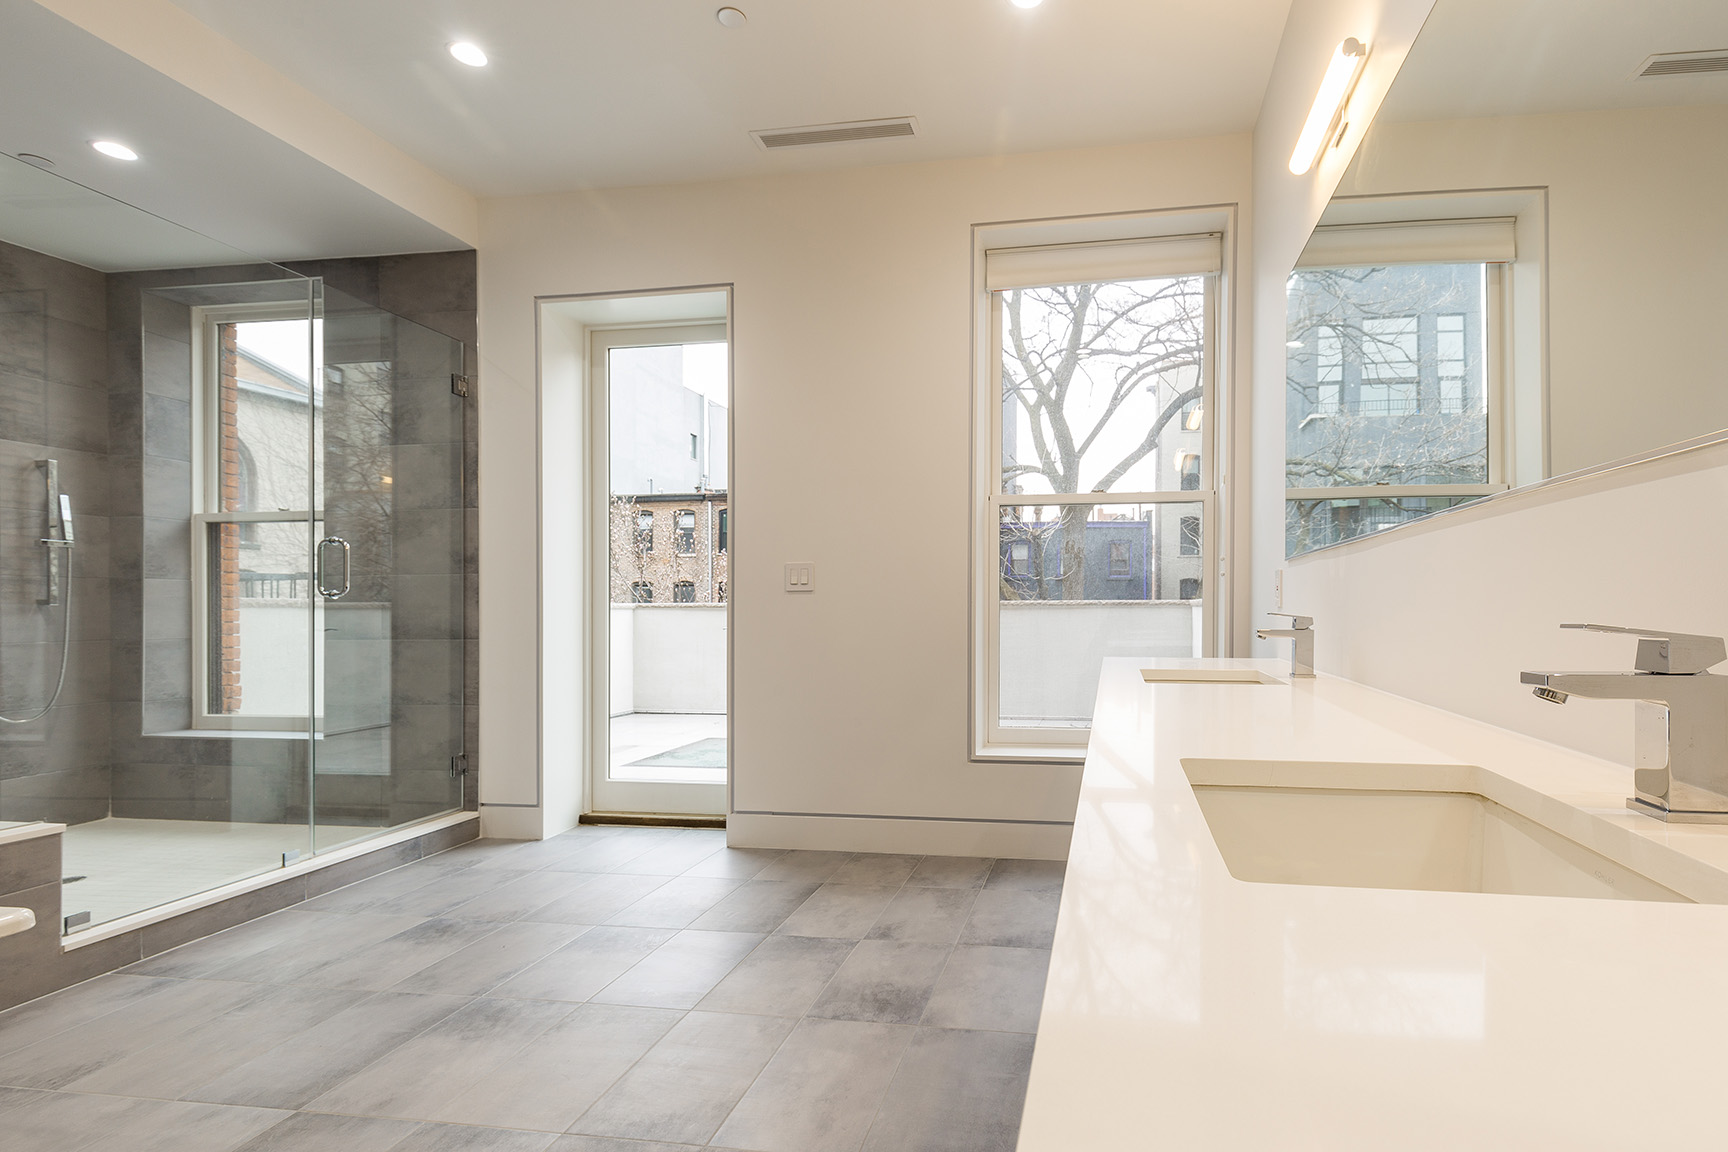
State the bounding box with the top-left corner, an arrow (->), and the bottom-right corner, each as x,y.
784,562 -> 815,592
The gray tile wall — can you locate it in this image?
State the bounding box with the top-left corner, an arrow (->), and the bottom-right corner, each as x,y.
0,240 -> 112,825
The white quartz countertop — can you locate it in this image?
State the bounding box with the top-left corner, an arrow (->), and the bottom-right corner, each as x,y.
1017,658 -> 1728,1151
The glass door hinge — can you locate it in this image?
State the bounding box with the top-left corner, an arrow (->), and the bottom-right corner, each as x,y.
451,373 -> 472,398
450,753 -> 469,779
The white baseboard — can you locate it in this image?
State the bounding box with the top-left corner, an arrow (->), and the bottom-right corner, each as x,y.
479,805 -> 546,840
727,811 -> 1072,860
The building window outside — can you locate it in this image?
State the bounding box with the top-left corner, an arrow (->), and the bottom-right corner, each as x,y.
690,432 -> 698,460
636,510 -> 654,552
980,224 -> 1220,750
717,581 -> 726,602
1285,261 -> 1502,556
1178,577 -> 1201,600
673,581 -> 696,603
717,508 -> 728,552
630,581 -> 653,603
675,510 -> 697,553
1178,515 -> 1201,557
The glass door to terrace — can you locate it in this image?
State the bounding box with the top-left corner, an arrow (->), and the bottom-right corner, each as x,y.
593,324 -> 729,817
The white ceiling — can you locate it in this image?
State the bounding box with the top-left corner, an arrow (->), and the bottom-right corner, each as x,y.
0,0 -> 467,268
167,0 -> 1297,197
1381,0 -> 1728,121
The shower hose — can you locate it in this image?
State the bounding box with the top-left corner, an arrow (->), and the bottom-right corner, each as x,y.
0,552 -> 72,724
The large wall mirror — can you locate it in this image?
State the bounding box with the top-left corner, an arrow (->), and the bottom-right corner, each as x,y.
1285,0 -> 1728,554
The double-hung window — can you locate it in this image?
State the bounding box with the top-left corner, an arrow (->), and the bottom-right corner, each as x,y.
975,220 -> 1224,754
189,304 -> 319,730
1286,216 -> 1517,554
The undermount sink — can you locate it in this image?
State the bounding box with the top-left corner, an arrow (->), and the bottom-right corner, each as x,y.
1142,668 -> 1284,686
1185,759 -> 1727,904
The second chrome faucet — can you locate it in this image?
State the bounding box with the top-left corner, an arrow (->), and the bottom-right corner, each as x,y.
1257,613 -> 1315,678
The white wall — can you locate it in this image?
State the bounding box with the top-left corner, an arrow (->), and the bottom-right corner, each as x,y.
1281,439 -> 1728,768
478,136 -> 1253,853
1247,0 -> 1438,653
1338,104 -> 1728,476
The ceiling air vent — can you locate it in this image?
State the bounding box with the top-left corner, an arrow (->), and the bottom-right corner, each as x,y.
751,117 -> 917,150
1635,49 -> 1728,78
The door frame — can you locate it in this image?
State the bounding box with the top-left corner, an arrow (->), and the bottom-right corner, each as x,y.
587,320 -> 731,816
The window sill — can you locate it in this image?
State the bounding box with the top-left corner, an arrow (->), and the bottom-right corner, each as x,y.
971,743 -> 1088,764
152,728 -> 316,740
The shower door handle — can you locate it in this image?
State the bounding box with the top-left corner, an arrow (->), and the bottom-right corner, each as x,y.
316,537 -> 350,600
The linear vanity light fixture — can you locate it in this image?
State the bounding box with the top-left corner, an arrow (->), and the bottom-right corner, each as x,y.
1289,37 -> 1368,176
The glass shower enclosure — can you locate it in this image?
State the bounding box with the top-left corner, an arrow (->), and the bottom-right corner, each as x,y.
0,152 -> 469,928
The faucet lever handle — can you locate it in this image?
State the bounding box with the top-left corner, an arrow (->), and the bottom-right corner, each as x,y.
1268,612 -> 1313,630
1560,624 -> 1727,675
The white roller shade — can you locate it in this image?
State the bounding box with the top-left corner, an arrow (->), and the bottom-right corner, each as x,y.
1295,217 -> 1517,268
986,232 -> 1222,291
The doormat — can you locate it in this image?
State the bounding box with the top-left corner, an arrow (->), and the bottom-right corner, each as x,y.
627,737 -> 729,769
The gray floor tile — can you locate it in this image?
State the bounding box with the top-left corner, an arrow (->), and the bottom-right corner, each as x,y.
829,854 -> 922,886
906,857 -> 994,889
550,1138 -> 702,1152
858,1028 -> 1035,1152
697,936 -> 856,1018
394,1123 -> 559,1151
390,921 -> 592,996
365,867 -> 540,917
292,918 -> 505,991
235,1112 -> 420,1152
2,1088 -> 153,1152
958,889 -> 1060,949
609,832 -> 732,877
185,992 -> 469,1110
920,946 -> 1051,1033
0,978 -> 263,1090
522,874 -> 671,924
464,836 -> 600,872
590,929 -> 763,1009
434,1002 -> 680,1131
711,1017 -> 912,1152
442,871 -> 598,922
0,1085 -> 46,1116
604,876 -> 746,929
687,881 -> 819,933
487,926 -> 676,1002
124,911 -> 333,980
866,887 -> 977,946
305,997 -> 573,1121
681,847 -> 786,879
808,940 -> 951,1025
206,911 -> 427,984
73,1096 -> 289,1152
775,883 -> 900,941
984,859 -> 1066,893
64,984 -> 367,1099
300,861 -> 472,914
0,975 -> 180,1061
570,1010 -> 793,1145
753,850 -> 854,884
541,835 -> 671,874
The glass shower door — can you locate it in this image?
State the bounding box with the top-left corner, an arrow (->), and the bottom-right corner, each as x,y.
311,287 -> 466,849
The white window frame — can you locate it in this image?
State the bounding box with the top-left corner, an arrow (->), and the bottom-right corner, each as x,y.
188,301 -> 320,731
971,208 -> 1233,761
1283,263 -> 1510,513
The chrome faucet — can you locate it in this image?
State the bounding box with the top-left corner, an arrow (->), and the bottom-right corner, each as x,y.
1257,613 -> 1315,678
1522,623 -> 1728,823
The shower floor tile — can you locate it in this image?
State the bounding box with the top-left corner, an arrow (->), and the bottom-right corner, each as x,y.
60,818 -> 378,927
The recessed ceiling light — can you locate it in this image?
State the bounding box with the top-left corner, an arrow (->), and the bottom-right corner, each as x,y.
1010,0 -> 1044,8
91,140 -> 138,161
448,41 -> 488,67
716,7 -> 746,27
16,153 -> 55,169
